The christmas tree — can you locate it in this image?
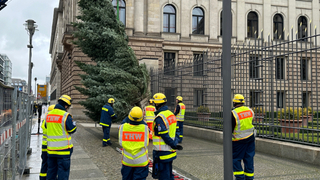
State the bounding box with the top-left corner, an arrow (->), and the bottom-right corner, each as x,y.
72,0 -> 149,122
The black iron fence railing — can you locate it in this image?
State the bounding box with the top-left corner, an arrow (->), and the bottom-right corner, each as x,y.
150,26 -> 320,147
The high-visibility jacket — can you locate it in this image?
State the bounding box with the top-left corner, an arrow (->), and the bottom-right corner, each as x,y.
144,105 -> 155,123
232,106 -> 254,141
100,104 -> 117,127
41,112 -> 48,152
119,123 -> 149,167
46,109 -> 73,155
153,110 -> 177,160
176,103 -> 185,122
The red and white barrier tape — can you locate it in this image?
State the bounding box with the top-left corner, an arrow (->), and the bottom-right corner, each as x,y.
0,119 -> 26,146
116,147 -> 191,180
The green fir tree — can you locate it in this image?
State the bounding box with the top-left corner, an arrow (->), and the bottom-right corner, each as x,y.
72,0 -> 149,122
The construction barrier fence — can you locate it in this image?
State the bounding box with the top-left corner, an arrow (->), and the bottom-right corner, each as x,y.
0,83 -> 33,180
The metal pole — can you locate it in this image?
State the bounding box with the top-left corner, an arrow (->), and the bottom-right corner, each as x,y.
222,0 -> 233,179
25,19 -> 37,152
11,88 -> 18,180
117,0 -> 119,21
3,143 -> 9,180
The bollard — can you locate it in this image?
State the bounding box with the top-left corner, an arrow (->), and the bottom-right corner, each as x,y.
3,143 -> 9,180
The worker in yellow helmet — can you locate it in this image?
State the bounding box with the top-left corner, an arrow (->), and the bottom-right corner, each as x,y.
231,94 -> 255,180
174,96 -> 185,143
119,107 -> 149,180
100,98 -> 117,147
46,95 -> 77,180
143,99 -> 155,140
152,93 -> 183,179
39,104 -> 55,180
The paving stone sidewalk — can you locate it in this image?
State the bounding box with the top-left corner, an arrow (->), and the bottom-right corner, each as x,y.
23,120 -> 320,180
22,120 -> 106,180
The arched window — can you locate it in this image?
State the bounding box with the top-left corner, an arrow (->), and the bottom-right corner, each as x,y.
273,14 -> 284,40
192,7 -> 204,34
298,16 -> 308,41
247,12 -> 258,38
112,0 -> 126,25
220,11 -> 232,36
163,5 -> 176,33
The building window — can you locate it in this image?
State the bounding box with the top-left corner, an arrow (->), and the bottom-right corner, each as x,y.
276,57 -> 285,80
192,7 -> 204,34
273,14 -> 284,40
250,90 -> 260,107
193,53 -> 203,76
301,57 -> 310,80
165,88 -> 176,107
247,12 -> 258,38
220,11 -> 232,36
249,56 -> 259,79
112,0 -> 126,25
298,16 -> 308,41
302,92 -> 310,108
164,52 -> 175,75
194,89 -> 204,106
163,5 -> 176,33
277,91 -> 285,108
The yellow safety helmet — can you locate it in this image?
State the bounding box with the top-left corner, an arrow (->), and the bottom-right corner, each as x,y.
149,99 -> 153,104
59,95 -> 72,106
48,105 -> 55,111
152,93 -> 167,104
176,96 -> 183,101
128,106 -> 143,122
108,98 -> 115,104
233,94 -> 245,103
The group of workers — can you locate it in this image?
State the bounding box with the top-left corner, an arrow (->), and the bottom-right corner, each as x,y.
100,93 -> 185,180
39,93 -> 255,180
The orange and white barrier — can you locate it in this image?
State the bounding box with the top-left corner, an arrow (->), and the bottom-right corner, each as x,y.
0,119 -> 26,146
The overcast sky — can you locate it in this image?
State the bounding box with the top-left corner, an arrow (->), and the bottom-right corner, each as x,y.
0,0 -> 59,85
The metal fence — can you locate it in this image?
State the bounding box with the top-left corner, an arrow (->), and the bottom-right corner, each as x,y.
150,28 -> 320,147
0,83 -> 33,180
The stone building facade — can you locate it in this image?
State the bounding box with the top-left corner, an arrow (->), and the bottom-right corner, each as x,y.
50,0 -> 320,119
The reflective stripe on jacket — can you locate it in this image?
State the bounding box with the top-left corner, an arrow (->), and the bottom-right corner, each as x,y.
100,104 -> 117,126
144,105 -> 155,122
232,106 -> 254,141
46,109 -> 73,155
41,113 -> 48,151
153,110 -> 177,154
119,123 -> 149,167
176,103 -> 185,122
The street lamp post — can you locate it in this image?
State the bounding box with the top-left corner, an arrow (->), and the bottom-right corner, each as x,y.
24,19 -> 38,148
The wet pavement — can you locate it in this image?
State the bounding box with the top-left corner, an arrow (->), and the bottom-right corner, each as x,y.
22,120 -> 320,180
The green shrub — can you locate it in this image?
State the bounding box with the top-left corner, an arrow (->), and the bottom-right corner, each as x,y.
252,106 -> 265,114
197,106 -> 210,113
302,107 -> 312,116
277,107 -> 302,120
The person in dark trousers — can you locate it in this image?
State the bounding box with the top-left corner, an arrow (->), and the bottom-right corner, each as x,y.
152,93 -> 183,180
39,104 -> 55,180
174,96 -> 185,143
37,103 -> 43,134
46,95 -> 77,180
100,98 -> 117,147
231,94 -> 255,180
143,99 -> 155,140
119,107 -> 149,180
